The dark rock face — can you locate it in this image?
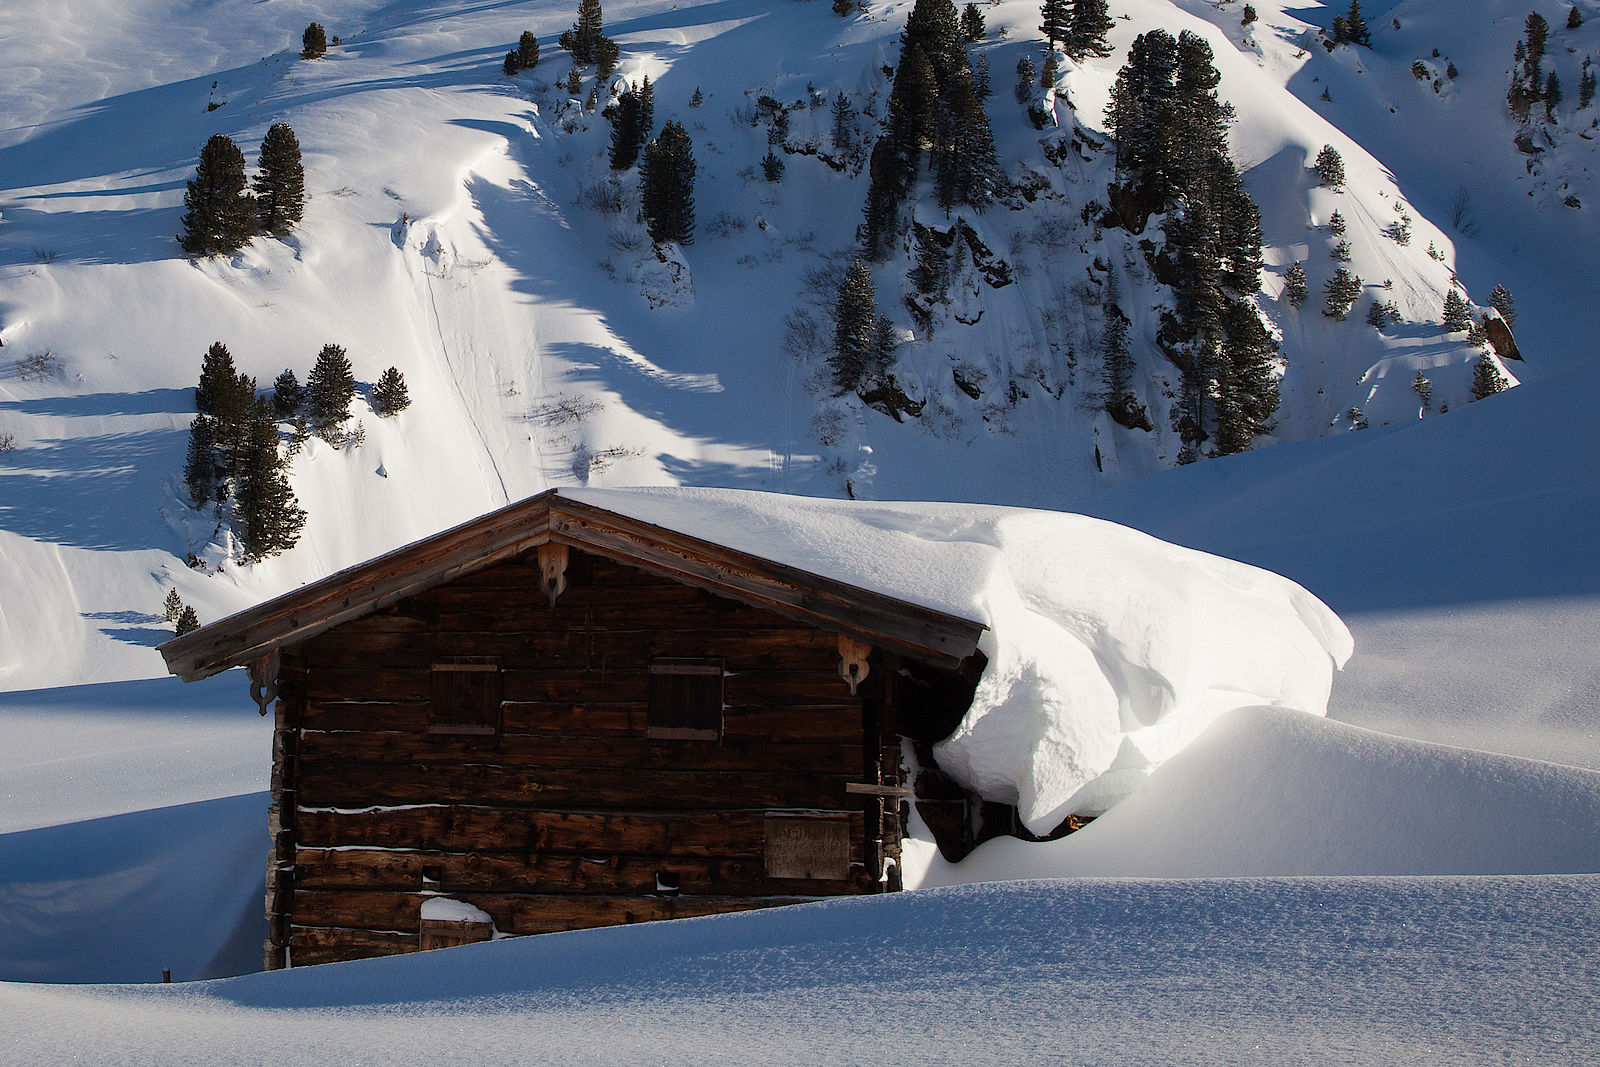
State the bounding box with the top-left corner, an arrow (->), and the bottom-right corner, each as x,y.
1485,313 -> 1523,361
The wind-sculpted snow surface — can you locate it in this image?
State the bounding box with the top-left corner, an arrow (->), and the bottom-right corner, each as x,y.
572,487 -> 1352,830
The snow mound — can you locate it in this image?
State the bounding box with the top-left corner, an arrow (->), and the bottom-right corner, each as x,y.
572,487 -> 1352,829
918,706 -> 1600,883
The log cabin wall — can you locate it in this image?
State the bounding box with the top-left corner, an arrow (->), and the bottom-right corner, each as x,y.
272,547 -> 906,967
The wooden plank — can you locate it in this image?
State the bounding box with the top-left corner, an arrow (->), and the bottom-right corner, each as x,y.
296,731 -> 864,774
293,806 -> 864,858
295,761 -> 857,812
288,926 -> 416,966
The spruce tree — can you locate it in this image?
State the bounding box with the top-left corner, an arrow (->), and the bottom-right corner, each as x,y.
762,149 -> 785,182
184,415 -> 218,506
639,122 -> 696,245
175,605 -> 201,636
1100,288 -> 1139,426
832,260 -> 884,393
608,89 -> 645,170
1526,12 -> 1550,65
163,588 -> 184,622
1068,0 -> 1115,61
1412,370 -> 1432,411
1488,284 -> 1517,327
519,31 -> 541,69
1314,145 -> 1345,188
639,74 -> 655,134
690,86 -> 703,108
1328,209 -> 1346,235
178,134 -> 256,256
595,35 -> 620,77
834,0 -> 855,14
832,92 -> 856,151
302,22 -> 327,60
236,397 -> 305,561
1580,61 -> 1596,108
1471,354 -> 1509,399
1344,0 -> 1370,46
1323,267 -> 1362,319
960,3 -> 985,40
503,51 -> 519,77
1283,261 -> 1308,307
1016,55 -> 1036,103
1040,0 -> 1071,47
1442,289 -> 1473,331
933,75 -> 1000,209
568,0 -> 605,64
973,53 -> 991,101
1213,299 -> 1279,455
307,343 -> 356,438
1545,71 -> 1562,121
254,122 -> 305,237
196,341 -> 239,415
1570,6 -> 1584,30
372,367 -> 410,416
271,369 -> 303,419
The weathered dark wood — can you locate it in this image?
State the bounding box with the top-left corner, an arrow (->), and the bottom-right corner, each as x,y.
288,926 -> 416,966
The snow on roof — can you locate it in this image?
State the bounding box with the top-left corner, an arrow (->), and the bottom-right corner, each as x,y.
569,488 -> 1353,829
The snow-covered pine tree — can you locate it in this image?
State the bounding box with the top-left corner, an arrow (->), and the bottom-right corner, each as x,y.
371,366 -> 410,416
163,588 -> 184,622
1412,370 -> 1432,411
1323,267 -> 1362,319
1213,298 -> 1279,455
1016,55 -> 1036,103
254,122 -> 305,237
1314,145 -> 1345,189
831,260 -> 883,393
307,343 -> 356,439
1442,289 -> 1473,331
519,31 -> 540,69
1283,261 -> 1308,307
236,397 -> 305,561
933,74 -> 1000,209
178,134 -> 256,256
639,122 -> 696,245
973,54 -> 991,101
608,89 -> 645,170
1067,0 -> 1114,61
271,369 -> 303,420
302,22 -> 327,60
1104,30 -> 1179,179
1488,284 -> 1517,327
1471,353 -> 1510,399
1328,209 -> 1346,235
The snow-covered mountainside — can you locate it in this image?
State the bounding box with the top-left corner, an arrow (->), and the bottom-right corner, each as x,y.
3,0 -> 1587,687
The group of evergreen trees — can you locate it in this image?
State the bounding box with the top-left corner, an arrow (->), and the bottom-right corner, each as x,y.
1039,0 -> 1112,61
1329,0 -> 1370,47
1104,29 -> 1276,457
504,30 -> 542,76
1508,11 -> 1593,121
183,342 -> 306,561
830,261 -> 897,393
607,76 -> 654,170
183,342 -> 410,561
559,0 -> 619,75
859,0 -> 1000,257
178,124 -> 305,256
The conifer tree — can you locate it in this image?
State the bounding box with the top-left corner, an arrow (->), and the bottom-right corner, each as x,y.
690,86 -> 703,108
762,148 -> 785,182
1580,60 -> 1596,108
184,415 -> 218,505
271,369 -> 303,420
1314,145 -> 1345,189
1040,0 -> 1071,47
933,76 -> 1000,209
1213,299 -> 1279,454
1328,209 -> 1346,235
1570,6 -> 1584,30
1488,284 -> 1517,327
236,397 -> 305,561
175,605 -> 201,636
961,3 -> 985,40
1344,0 -> 1370,46
832,260 -> 888,393
639,122 -> 696,245
832,92 -> 855,151
1526,12 -> 1550,65
163,588 -> 184,622
1471,354 -> 1510,399
503,51 -> 519,76
639,74 -> 655,134
1442,289 -> 1473,331
567,0 -> 605,64
1067,0 -> 1115,61
1283,261 -> 1308,307
1016,55 -> 1036,103
834,0 -> 855,15
1545,71 -> 1562,121
302,23 -> 327,60
1367,301 -> 1389,329
179,134 -> 256,255
519,31 -> 541,69
1412,370 -> 1432,411
608,89 -> 645,170
307,343 -> 356,438
196,341 -> 239,415
1323,267 -> 1362,319
1100,285 -> 1140,427
371,367 -> 410,416
254,123 -> 305,237
973,53 -> 991,101
595,35 -> 620,77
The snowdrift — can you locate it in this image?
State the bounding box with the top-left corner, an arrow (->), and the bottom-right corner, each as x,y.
572,487 -> 1352,828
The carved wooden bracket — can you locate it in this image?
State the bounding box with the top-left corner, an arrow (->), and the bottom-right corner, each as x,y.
248,651 -> 282,717
537,543 -> 569,607
838,635 -> 872,696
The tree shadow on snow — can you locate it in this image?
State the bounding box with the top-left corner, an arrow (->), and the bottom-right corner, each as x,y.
0,426 -> 185,551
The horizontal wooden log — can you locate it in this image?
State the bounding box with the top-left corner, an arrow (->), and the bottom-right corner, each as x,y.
296,731 -> 863,775
295,760 -> 857,812
292,888 -> 805,937
292,847 -> 871,897
288,926 -> 416,966
294,806 -> 865,858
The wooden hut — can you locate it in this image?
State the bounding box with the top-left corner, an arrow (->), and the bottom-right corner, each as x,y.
160,490 -> 987,969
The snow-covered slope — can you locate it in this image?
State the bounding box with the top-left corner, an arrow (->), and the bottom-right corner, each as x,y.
4,0 -> 1586,691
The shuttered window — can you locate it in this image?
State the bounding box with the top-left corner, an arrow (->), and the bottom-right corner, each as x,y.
647,658 -> 723,740
429,658 -> 503,735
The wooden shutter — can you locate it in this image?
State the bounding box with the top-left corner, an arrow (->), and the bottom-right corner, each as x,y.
647,659 -> 723,740
429,658 -> 503,735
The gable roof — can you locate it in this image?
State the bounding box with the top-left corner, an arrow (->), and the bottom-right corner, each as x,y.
159,489 -> 987,682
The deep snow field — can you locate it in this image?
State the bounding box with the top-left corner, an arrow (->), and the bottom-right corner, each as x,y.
3,0 -> 1599,1060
